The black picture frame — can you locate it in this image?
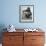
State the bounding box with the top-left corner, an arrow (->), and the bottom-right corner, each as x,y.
19,5 -> 34,23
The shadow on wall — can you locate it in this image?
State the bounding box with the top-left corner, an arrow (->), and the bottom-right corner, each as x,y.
0,24 -> 7,43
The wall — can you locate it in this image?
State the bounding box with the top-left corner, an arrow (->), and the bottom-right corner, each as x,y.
0,0 -> 46,29
0,0 -> 46,43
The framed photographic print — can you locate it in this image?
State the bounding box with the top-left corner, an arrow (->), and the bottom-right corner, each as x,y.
19,5 -> 34,23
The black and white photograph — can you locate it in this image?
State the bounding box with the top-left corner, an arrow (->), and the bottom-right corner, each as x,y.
19,5 -> 34,23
